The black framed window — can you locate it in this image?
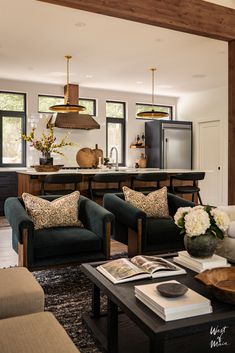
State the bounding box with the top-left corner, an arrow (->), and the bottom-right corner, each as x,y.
106,101 -> 126,166
38,95 -> 97,116
136,103 -> 173,120
0,92 -> 26,167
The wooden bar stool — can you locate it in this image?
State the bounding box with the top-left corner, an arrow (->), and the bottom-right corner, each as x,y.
170,172 -> 205,204
41,173 -> 83,195
89,173 -> 128,200
131,172 -> 168,192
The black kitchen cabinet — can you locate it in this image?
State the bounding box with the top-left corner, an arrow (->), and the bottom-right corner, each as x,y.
0,172 -> 18,215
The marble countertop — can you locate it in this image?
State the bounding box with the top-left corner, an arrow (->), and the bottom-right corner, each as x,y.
15,167 -> 208,176
0,167 -> 27,172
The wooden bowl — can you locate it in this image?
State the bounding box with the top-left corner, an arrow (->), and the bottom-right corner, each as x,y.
195,267 -> 235,304
33,165 -> 63,172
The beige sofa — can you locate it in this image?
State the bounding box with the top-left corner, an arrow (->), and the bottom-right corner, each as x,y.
0,267 -> 80,353
216,205 -> 235,263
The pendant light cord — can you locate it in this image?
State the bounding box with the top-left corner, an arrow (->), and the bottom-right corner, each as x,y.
65,55 -> 72,104
151,68 -> 156,109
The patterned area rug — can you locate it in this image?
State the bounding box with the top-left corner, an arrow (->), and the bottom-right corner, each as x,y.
33,256 -> 126,353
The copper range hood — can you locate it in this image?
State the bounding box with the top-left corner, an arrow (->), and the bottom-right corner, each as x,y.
53,84 -> 100,130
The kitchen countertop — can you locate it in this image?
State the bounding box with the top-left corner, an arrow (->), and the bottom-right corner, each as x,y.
16,167 -> 208,176
0,167 -> 27,172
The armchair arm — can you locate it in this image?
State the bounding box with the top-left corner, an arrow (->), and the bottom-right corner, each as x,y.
4,197 -> 34,244
79,196 -> 114,259
168,193 -> 195,216
103,193 -> 146,232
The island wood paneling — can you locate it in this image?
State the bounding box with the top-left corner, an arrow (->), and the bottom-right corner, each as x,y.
38,0 -> 235,204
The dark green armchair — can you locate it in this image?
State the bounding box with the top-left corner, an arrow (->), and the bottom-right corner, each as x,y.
4,195 -> 114,269
104,192 -> 194,257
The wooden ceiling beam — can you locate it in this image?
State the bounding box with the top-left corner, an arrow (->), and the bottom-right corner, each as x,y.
38,0 -> 235,41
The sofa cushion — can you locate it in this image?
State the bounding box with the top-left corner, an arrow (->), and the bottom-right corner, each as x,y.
22,191 -> 83,230
34,227 -> 102,259
0,312 -> 79,353
0,268 -> 44,319
217,206 -> 235,238
122,186 -> 169,218
228,221 -> 235,238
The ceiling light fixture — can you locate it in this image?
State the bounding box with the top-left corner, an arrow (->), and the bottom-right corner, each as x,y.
49,55 -> 86,113
137,68 -> 169,119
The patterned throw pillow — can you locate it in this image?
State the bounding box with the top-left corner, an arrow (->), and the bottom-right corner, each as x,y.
22,191 -> 83,230
122,186 -> 169,218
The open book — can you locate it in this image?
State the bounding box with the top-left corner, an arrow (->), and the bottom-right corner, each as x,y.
97,256 -> 186,284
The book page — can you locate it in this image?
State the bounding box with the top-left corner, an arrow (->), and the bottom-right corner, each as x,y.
98,258 -> 149,281
131,255 -> 178,275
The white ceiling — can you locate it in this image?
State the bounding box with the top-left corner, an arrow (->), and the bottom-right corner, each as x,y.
204,0 -> 235,9
0,0 -> 229,97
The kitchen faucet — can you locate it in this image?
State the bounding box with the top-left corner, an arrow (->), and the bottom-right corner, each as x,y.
109,146 -> 119,171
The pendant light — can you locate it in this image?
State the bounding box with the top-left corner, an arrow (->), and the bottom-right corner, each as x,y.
137,68 -> 169,118
49,55 -> 86,113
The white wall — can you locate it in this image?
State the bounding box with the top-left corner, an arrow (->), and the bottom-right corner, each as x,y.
177,85 -> 228,204
0,79 -> 177,167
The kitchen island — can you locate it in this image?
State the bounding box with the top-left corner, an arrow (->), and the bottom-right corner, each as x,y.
16,168 -> 206,197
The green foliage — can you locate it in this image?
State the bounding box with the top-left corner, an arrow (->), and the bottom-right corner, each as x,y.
22,124 -> 75,156
0,93 -> 24,111
106,102 -> 124,118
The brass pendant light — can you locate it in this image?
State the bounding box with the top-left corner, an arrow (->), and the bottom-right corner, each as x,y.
137,68 -> 169,118
49,55 -> 86,113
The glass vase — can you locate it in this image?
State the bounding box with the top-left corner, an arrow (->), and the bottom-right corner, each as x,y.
39,153 -> 53,165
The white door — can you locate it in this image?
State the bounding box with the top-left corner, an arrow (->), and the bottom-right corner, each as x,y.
198,120 -> 222,206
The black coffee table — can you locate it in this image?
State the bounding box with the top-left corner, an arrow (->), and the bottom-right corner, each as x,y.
81,260 -> 235,353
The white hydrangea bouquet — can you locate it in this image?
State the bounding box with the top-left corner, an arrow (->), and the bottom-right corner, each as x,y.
174,205 -> 230,239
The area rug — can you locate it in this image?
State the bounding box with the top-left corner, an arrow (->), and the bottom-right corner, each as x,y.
33,265 -> 103,353
33,255 -> 127,353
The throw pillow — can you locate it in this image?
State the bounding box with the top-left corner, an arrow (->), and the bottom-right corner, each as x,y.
122,186 -> 169,218
22,191 -> 83,230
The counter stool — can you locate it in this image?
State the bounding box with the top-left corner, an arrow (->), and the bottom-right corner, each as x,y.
89,173 -> 128,200
131,172 -> 168,192
41,173 -> 83,195
170,172 -> 205,204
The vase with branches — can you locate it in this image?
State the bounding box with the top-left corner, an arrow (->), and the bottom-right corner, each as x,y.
22,123 -> 75,165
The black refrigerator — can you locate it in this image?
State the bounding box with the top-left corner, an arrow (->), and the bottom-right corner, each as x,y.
145,120 -> 192,169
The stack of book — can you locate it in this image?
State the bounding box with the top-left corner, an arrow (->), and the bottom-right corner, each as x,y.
135,280 -> 212,321
173,251 -> 230,273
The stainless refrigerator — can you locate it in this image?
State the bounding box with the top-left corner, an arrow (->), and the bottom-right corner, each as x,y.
145,120 -> 192,169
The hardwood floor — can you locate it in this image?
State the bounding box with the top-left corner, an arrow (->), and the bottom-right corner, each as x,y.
0,226 -> 127,269
0,227 -> 18,268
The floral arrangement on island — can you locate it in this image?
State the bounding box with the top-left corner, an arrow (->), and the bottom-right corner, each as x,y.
22,123 -> 74,157
174,205 -> 230,239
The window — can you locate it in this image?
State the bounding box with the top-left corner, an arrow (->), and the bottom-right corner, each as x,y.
38,95 -> 64,113
38,95 -> 97,116
0,92 -> 26,167
79,98 -> 96,116
106,101 -> 126,165
136,103 -> 173,120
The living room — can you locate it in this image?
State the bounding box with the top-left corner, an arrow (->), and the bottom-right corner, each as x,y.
0,1 -> 235,353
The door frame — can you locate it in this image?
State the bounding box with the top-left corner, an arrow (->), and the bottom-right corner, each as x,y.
197,119 -> 224,205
